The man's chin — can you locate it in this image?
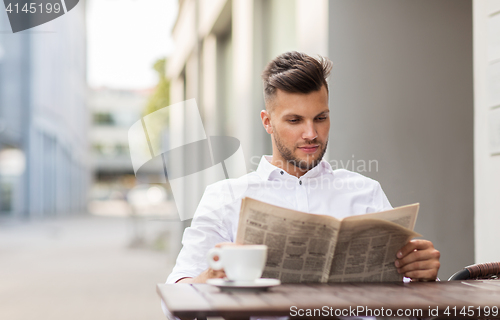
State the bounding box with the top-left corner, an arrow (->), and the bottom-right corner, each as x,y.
290,156 -> 322,170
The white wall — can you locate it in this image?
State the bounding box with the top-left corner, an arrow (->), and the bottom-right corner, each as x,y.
328,0 -> 474,279
296,0 -> 328,57
474,0 -> 500,263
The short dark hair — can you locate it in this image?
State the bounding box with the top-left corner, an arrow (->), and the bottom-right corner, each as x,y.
261,51 -> 333,107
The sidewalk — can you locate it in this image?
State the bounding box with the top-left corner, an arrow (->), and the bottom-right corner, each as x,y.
0,214 -> 182,320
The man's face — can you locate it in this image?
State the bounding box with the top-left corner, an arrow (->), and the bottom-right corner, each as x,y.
262,85 -> 330,172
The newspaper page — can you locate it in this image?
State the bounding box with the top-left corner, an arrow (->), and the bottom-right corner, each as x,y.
236,197 -> 341,283
344,203 -> 419,230
328,219 -> 421,282
236,198 -> 421,283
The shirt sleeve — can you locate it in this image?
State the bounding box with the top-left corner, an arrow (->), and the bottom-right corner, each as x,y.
369,181 -> 393,212
165,183 -> 234,284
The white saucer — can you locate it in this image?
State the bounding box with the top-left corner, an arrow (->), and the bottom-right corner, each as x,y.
206,278 -> 281,292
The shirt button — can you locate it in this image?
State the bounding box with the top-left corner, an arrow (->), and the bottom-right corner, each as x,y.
280,171 -> 284,175
299,181 -> 302,185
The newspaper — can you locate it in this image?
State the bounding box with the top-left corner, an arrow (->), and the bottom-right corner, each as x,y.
235,197 -> 421,283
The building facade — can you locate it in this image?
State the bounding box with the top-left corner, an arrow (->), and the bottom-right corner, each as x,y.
473,0 -> 500,264
88,87 -> 150,207
0,2 -> 88,218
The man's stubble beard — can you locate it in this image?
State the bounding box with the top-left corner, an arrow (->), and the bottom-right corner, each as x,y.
273,129 -> 328,171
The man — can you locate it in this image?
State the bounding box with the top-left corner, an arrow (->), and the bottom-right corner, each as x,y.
166,51 -> 440,285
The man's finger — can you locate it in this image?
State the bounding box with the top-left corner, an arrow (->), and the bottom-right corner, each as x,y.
397,259 -> 440,274
396,248 -> 440,268
209,269 -> 226,278
397,239 -> 434,259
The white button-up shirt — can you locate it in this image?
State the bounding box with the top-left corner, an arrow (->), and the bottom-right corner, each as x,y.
166,155 -> 393,283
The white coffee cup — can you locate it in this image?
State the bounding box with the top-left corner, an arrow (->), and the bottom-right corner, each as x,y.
207,245 -> 267,282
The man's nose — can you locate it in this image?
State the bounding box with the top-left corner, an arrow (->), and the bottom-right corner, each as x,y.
302,123 -> 317,141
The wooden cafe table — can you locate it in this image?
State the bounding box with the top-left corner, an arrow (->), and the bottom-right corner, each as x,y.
157,280 -> 500,319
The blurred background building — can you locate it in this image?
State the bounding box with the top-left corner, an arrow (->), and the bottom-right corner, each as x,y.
89,88 -> 148,176
88,87 -> 148,215
87,86 -> 176,220
166,0 -> 500,279
0,2 -> 177,319
0,0 -> 87,219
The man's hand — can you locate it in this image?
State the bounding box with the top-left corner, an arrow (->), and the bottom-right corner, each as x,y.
395,239 -> 440,281
176,242 -> 238,284
176,268 -> 227,283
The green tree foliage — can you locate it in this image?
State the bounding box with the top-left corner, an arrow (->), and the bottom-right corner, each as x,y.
143,58 -> 170,118
142,58 -> 170,151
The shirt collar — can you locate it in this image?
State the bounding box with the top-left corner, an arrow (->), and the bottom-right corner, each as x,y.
256,156 -> 279,181
256,155 -> 333,181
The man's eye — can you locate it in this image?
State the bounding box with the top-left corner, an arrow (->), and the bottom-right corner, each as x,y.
316,117 -> 327,121
288,119 -> 299,124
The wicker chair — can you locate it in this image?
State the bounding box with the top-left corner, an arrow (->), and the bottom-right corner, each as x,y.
448,262 -> 500,280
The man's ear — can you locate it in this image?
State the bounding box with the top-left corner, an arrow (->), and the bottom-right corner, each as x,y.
260,110 -> 273,134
